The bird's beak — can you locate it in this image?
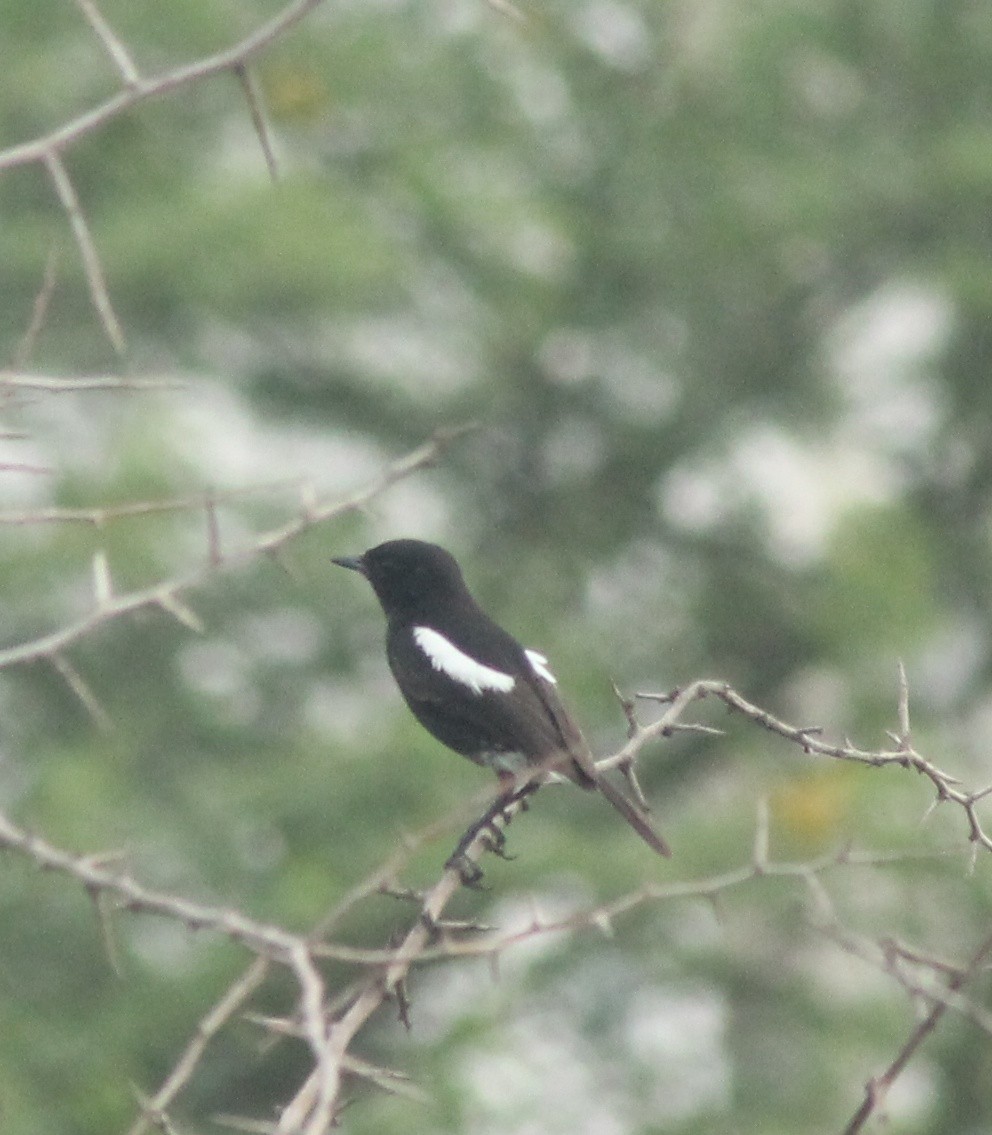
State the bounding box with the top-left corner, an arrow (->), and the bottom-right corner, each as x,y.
331,554 -> 367,576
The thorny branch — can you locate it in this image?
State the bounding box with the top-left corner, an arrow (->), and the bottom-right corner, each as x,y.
2,13 -> 987,1130
627,677 -> 992,860
2,669 -> 988,1133
0,0 -> 327,174
840,926 -> 992,1135
1,0 -> 329,353
0,424 -> 475,678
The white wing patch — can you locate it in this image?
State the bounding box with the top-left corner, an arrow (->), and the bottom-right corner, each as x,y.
525,648 -> 557,685
413,626 -> 516,695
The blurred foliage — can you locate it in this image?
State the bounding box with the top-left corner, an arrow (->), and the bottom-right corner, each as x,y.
2,0 -> 992,1132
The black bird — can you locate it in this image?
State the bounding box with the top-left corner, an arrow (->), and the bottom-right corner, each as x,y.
333,539 -> 671,860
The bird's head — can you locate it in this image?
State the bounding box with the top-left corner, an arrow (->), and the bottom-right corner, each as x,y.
333,539 -> 469,618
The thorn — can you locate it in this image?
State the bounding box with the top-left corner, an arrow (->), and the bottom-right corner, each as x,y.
667,721 -> 725,737
51,652 -> 113,732
299,480 -> 319,519
157,591 -> 205,633
753,797 -> 770,872
618,760 -> 651,811
86,885 -> 123,977
12,246 -> 60,370
92,548 -> 113,606
205,489 -> 222,567
378,884 -> 426,904
634,688 -> 679,704
234,62 -> 279,182
897,659 -> 911,747
44,149 -> 126,355
394,976 -> 412,1030
242,1012 -> 300,1037
592,910 -> 614,937
611,681 -> 639,738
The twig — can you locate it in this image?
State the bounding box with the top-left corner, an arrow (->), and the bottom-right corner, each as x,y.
128,957 -> 270,1135
840,926 -> 992,1134
0,804 -> 341,1126
819,923 -> 992,1039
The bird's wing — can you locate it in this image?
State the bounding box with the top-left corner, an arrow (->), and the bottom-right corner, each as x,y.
389,621 -> 672,857
386,620 -> 586,776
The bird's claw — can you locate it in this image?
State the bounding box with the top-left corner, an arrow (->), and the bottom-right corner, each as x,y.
445,851 -> 487,889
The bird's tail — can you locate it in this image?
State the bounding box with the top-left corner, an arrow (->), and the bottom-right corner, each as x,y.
596,776 -> 672,858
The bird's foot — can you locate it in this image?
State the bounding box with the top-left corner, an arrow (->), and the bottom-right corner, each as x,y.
481,816 -> 516,859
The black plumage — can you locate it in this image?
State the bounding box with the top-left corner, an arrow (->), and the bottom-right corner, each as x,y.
333,539 -> 670,858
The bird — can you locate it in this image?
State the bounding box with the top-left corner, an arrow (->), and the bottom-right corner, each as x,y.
332,538 -> 671,863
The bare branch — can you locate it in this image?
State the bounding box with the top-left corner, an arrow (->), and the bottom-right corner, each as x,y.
276,795 -> 530,1133
205,489 -> 223,567
820,924 -> 992,1039
0,808 -> 313,957
0,805 -> 341,1120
